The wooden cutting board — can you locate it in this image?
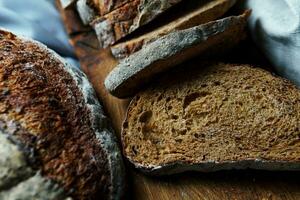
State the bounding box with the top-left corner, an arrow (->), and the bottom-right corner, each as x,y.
57,2 -> 300,199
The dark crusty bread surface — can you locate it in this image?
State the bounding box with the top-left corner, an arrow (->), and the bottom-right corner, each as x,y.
105,11 -> 250,98
89,0 -> 183,48
0,29 -> 125,199
76,0 -> 133,24
111,0 -> 237,59
87,0 -> 131,15
122,62 -> 300,175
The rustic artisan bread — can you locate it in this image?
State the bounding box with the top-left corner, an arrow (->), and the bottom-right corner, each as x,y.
122,62 -> 300,175
105,11 -> 250,98
0,29 -> 125,199
111,0 -> 237,59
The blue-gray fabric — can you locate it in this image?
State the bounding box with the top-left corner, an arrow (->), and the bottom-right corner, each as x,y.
0,0 -> 299,86
0,0 -> 79,67
243,0 -> 300,87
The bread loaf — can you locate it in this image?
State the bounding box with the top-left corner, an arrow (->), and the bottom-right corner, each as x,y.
111,0 -> 237,59
122,62 -> 300,175
0,29 -> 125,199
105,11 -> 250,98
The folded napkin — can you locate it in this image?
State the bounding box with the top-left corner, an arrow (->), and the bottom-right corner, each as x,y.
243,0 -> 300,86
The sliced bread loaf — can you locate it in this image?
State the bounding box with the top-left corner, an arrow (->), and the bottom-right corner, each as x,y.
90,0 -> 183,48
105,11 -> 250,98
122,62 -> 300,175
0,29 -> 125,199
111,0 -> 237,59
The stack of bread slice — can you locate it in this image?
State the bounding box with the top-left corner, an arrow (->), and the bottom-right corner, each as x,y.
75,0 -> 183,47
61,0 -> 300,175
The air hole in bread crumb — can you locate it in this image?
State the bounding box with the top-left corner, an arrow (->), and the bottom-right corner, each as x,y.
214,81 -> 221,86
123,122 -> 128,128
166,97 -> 171,102
131,146 -> 138,155
175,139 -> 182,143
171,115 -> 178,120
139,111 -> 152,123
183,92 -> 211,109
244,85 -> 252,90
179,129 -> 187,135
194,133 -> 205,139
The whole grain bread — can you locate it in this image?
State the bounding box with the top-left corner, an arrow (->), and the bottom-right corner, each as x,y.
111,0 -> 237,59
0,29 -> 125,200
91,0 -> 183,48
105,11 -> 250,98
122,62 -> 300,175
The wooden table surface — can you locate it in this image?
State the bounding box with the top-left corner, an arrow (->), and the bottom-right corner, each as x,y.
57,2 -> 300,199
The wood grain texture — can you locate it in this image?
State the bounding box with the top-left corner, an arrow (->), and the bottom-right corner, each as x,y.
57,1 -> 300,199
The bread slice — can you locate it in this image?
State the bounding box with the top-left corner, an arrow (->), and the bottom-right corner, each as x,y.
111,0 -> 237,59
105,11 -> 250,98
122,62 -> 300,175
91,0 -> 183,48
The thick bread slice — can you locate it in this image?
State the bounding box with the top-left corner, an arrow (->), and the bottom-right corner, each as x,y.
91,0 -> 183,48
111,0 -> 237,59
105,11 -> 250,98
122,62 -> 300,175
0,29 -> 125,199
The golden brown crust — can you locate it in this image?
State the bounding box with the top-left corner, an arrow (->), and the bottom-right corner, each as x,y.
0,30 -> 111,199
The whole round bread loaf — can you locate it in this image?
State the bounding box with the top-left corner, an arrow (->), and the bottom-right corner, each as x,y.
0,29 -> 125,199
